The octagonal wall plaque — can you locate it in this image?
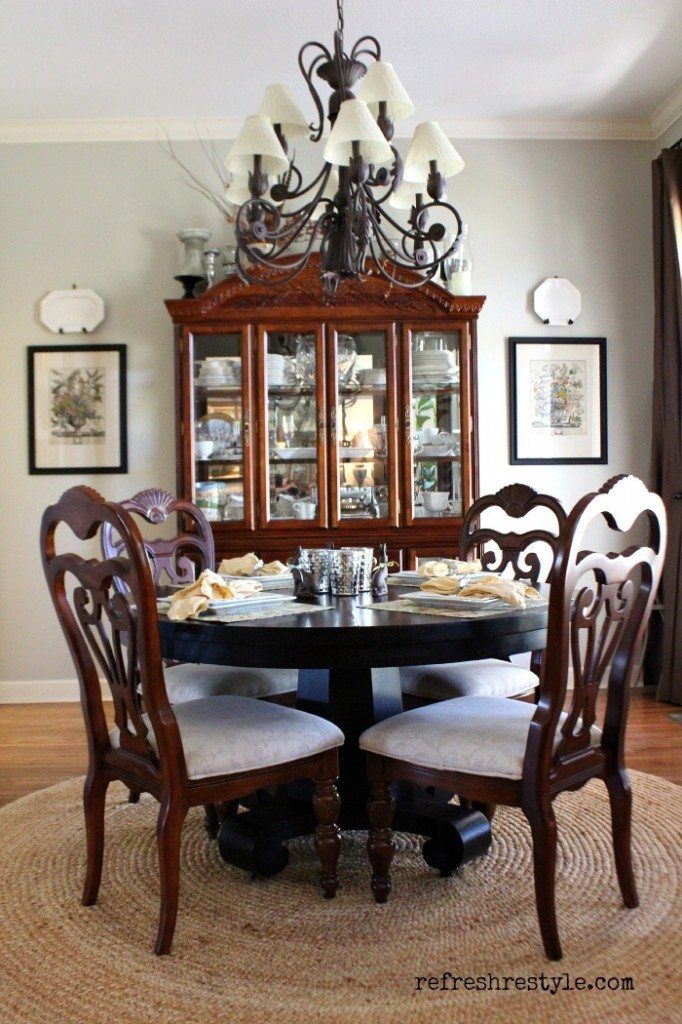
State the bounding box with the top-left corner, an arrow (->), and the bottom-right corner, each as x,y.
40,289 -> 105,333
533,278 -> 581,326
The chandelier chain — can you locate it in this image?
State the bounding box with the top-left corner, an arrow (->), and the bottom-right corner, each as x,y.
336,0 -> 344,39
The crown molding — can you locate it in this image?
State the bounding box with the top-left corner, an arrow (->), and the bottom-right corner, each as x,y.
0,114 -> 657,144
0,116 -> 244,144
650,81 -> 682,140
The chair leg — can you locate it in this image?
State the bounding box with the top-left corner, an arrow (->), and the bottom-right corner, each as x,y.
82,767 -> 110,906
472,801 -> 497,822
312,778 -> 341,899
605,768 -> 639,908
203,804 -> 220,838
526,801 -> 562,960
367,777 -> 396,904
127,787 -> 141,804
155,794 -> 188,956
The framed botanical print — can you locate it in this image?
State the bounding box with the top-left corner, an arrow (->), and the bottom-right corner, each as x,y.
28,344 -> 128,474
509,337 -> 607,465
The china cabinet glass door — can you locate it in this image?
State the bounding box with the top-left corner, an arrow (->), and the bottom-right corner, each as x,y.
189,329 -> 253,527
328,324 -> 399,527
257,326 -> 327,528
403,326 -> 464,523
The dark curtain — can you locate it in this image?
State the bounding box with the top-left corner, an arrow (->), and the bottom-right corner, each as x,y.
651,145 -> 682,703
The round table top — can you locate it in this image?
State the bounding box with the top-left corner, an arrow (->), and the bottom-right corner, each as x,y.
158,587 -> 549,671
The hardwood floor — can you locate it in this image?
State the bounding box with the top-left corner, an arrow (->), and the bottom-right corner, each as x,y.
0,690 -> 680,808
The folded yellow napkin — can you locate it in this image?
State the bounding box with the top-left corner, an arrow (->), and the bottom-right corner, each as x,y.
457,576 -> 541,609
168,569 -> 262,620
420,576 -> 461,594
218,553 -> 263,577
449,558 -> 483,575
417,560 -> 450,578
259,560 -> 289,576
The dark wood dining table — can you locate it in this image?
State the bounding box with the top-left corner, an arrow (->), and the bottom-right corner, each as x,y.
158,588 -> 549,876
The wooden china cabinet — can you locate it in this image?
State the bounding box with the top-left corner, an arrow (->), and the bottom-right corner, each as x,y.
165,254 -> 485,568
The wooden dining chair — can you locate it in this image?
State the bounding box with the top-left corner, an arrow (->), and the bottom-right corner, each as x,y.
101,488 -> 298,705
42,485 -> 343,955
401,483 -> 566,704
361,475 -> 666,959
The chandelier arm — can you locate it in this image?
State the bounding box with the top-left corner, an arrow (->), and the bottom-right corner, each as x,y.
367,208 -> 444,277
236,224 -> 324,288
298,42 -> 333,141
235,194 -> 329,266
369,238 -> 440,289
271,162 -> 332,205
350,35 -> 382,63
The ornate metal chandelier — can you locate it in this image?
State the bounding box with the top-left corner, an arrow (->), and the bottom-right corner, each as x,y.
225,0 -> 464,297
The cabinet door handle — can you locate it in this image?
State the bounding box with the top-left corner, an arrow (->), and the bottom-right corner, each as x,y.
318,409 -> 326,439
330,407 -> 337,446
243,417 -> 251,447
404,403 -> 412,444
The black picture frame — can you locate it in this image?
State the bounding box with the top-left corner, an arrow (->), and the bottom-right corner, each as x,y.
28,344 -> 128,474
509,337 -> 607,465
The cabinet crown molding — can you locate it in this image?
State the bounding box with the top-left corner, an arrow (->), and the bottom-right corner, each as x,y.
166,254 -> 486,324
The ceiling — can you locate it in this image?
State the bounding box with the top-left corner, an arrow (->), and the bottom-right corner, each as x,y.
1,0 -> 681,142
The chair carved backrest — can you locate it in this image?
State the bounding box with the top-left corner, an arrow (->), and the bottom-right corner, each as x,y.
460,483 -> 566,584
101,488 -> 215,587
524,476 -> 667,788
41,486 -> 181,776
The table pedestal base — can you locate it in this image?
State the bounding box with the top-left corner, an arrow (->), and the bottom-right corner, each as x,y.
215,664 -> 492,876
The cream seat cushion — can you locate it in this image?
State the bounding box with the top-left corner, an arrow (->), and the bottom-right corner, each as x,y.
360,695 -> 602,781
110,695 -> 343,780
164,663 -> 298,702
400,659 -> 537,701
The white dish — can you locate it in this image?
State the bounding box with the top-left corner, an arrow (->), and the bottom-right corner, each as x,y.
40,288 -> 105,334
220,572 -> 293,590
409,592 -> 499,609
416,445 -> 457,458
271,447 -> 317,461
205,594 -> 298,613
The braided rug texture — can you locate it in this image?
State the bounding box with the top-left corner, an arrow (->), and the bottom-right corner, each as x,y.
0,771 -> 679,1024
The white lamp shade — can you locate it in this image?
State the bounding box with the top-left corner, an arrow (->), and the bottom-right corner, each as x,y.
258,84 -> 309,139
225,115 -> 290,175
358,61 -> 415,122
404,121 -> 465,180
323,99 -> 394,166
388,179 -> 439,210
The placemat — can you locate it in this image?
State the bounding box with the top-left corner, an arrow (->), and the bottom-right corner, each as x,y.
164,601 -> 331,625
369,598 -> 546,619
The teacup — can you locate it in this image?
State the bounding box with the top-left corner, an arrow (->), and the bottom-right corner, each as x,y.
423,491 -> 450,513
419,425 -> 440,445
293,500 -> 316,520
195,439 -> 214,460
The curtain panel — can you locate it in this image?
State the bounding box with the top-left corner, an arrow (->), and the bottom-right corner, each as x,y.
651,146 -> 682,703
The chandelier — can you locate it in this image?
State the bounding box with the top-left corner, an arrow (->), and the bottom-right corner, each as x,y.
225,0 -> 464,297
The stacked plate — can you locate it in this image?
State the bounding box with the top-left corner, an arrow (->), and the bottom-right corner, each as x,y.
267,353 -> 294,388
413,350 -> 459,384
360,367 -> 386,387
195,357 -> 241,387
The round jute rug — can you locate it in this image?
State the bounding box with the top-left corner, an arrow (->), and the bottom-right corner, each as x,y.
0,771 -> 679,1024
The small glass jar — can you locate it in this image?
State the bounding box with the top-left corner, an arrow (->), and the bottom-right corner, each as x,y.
443,224 -> 474,295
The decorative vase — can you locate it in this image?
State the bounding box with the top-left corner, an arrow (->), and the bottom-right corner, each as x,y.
443,224 -> 474,295
175,230 -> 209,278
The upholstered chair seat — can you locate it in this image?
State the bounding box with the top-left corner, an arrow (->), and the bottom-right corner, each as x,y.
111,694 -> 343,781
360,695 -> 601,781
400,660 -> 537,702
164,664 -> 298,703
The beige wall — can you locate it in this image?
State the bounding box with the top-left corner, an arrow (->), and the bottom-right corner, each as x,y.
0,135 -> 655,693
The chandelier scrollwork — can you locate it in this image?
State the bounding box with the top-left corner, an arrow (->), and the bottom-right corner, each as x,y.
225,0 -> 465,297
